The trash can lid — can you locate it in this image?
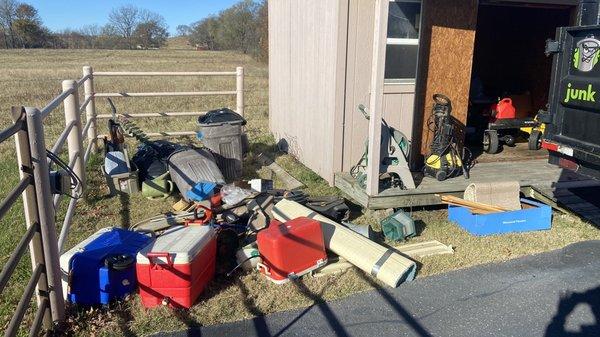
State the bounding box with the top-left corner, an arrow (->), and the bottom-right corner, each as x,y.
198,108 -> 246,126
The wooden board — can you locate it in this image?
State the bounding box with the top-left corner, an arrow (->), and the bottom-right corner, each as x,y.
396,240 -> 454,258
335,159 -> 598,209
256,153 -> 304,190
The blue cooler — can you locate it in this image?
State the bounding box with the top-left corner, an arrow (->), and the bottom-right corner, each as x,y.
60,227 -> 153,306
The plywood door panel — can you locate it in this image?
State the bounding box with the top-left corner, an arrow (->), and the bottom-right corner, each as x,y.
415,0 -> 478,156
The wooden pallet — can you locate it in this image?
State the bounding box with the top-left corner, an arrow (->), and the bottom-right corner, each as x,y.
335,159 -> 596,209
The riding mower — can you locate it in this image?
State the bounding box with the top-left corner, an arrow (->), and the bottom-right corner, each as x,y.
482,98 -> 545,154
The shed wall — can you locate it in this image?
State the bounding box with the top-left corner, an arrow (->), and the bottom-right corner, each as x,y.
341,0 -> 417,172
268,0 -> 346,183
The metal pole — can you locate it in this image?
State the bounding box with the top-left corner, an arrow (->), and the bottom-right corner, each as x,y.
12,106 -> 52,328
83,66 -> 97,153
25,107 -> 65,323
236,66 -> 245,117
62,80 -> 86,190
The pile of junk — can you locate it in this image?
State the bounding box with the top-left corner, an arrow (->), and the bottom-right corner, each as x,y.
60,100 -> 420,310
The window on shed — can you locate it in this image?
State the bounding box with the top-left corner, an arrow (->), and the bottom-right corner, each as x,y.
385,0 -> 421,82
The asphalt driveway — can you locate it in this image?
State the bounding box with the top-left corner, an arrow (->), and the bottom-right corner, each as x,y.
153,240 -> 600,337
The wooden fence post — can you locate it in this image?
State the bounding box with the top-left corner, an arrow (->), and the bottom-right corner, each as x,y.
25,107 -> 65,323
366,0 -> 389,197
62,80 -> 86,190
83,66 -> 97,153
236,66 -> 245,117
13,107 -> 52,329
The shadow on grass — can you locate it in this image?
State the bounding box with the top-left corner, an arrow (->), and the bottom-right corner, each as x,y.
115,302 -> 137,337
266,271 -> 352,337
171,309 -> 203,337
236,278 -> 271,336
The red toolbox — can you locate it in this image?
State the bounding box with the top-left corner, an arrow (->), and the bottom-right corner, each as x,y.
257,217 -> 327,284
136,225 -> 216,308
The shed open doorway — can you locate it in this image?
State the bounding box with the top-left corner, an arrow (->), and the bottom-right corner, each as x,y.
467,2 -> 574,163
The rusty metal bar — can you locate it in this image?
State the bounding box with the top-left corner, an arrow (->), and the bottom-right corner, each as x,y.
76,74 -> 91,87
40,88 -> 75,120
0,175 -> 32,220
0,117 -> 24,143
4,263 -> 43,337
58,197 -> 77,252
0,221 -> 39,293
28,298 -> 49,337
49,120 -> 75,157
81,118 -> 92,138
79,95 -> 93,114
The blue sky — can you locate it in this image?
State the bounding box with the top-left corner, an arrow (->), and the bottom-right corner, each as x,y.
27,0 -> 240,35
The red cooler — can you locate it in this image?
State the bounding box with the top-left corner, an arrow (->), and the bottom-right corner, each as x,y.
136,225 -> 216,308
257,217 -> 327,284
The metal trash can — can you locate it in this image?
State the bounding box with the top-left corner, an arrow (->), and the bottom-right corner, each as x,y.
197,108 -> 246,181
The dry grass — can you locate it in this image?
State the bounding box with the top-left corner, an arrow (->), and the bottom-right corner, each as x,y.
0,47 -> 599,337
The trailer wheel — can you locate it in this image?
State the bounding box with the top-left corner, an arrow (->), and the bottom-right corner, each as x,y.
529,130 -> 542,150
483,131 -> 500,154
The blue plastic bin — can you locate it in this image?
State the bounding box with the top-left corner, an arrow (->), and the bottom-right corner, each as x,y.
60,228 -> 153,306
448,198 -> 552,236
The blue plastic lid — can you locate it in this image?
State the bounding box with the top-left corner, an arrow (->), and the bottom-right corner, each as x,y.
186,181 -> 217,201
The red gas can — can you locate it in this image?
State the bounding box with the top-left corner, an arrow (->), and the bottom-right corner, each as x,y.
136,225 -> 216,308
492,98 -> 516,120
257,217 -> 327,284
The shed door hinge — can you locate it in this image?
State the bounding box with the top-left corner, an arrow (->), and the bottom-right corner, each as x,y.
545,39 -> 561,56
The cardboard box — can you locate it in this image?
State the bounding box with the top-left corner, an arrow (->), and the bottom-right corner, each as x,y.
448,199 -> 551,236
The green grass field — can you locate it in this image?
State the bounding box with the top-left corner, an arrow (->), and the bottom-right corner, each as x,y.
1,47 -> 599,337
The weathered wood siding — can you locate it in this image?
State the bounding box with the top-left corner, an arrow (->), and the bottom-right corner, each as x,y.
383,84 -> 416,143
341,0 -> 416,172
268,0 -> 347,183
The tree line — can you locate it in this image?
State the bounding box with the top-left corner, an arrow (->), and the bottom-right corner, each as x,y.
0,0 -> 169,49
0,0 -> 268,61
178,0 -> 268,61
